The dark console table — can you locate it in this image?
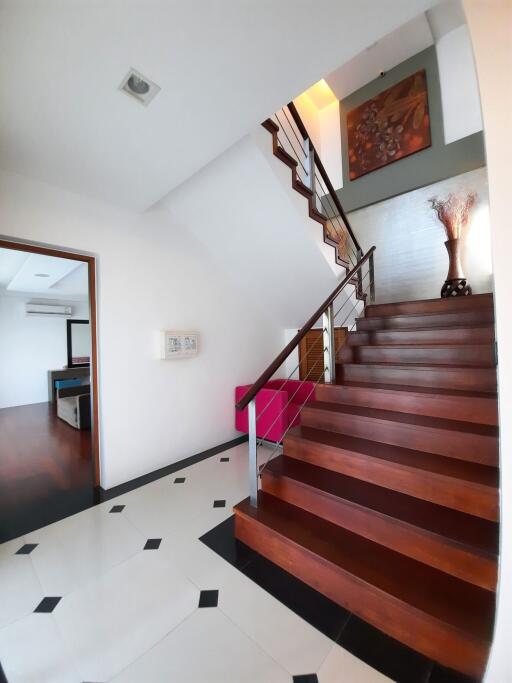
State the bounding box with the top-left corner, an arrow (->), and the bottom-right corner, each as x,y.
47,367 -> 90,402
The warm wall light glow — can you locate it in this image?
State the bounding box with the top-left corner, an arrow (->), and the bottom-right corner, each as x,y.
300,79 -> 337,111
465,203 -> 493,276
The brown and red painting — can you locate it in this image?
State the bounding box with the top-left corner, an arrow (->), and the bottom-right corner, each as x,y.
347,69 -> 431,180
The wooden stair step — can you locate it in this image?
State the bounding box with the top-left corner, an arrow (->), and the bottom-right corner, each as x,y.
356,309 -> 494,331
262,119 -> 354,281
284,426 -> 498,520
339,362 -> 497,393
344,343 -> 495,366
262,118 -> 279,134
300,401 -> 498,466
262,455 -> 498,591
365,293 -> 494,318
315,382 -> 498,426
347,325 -> 495,346
292,178 -> 314,199
234,492 -> 493,678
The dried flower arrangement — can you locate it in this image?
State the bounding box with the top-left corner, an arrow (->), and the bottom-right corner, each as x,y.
428,192 -> 477,297
428,192 -> 477,240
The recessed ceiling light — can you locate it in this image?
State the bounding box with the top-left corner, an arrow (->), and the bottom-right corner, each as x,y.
35,273 -> 50,278
119,68 -> 160,106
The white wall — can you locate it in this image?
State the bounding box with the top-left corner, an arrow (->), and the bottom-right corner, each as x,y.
160,129 -> 345,330
0,296 -> 88,409
293,94 -> 322,159
462,2 -> 512,681
436,23 -> 483,144
293,95 -> 343,190
0,169 -> 284,490
318,101 -> 343,190
348,167 -> 492,303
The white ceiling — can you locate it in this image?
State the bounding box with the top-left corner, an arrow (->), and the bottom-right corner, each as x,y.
0,248 -> 88,299
325,14 -> 435,101
325,2 -> 465,101
0,0 -> 440,211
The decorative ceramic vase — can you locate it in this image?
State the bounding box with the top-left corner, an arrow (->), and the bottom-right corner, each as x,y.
441,237 -> 472,297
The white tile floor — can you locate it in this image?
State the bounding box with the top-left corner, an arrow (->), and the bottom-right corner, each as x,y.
0,442 -> 390,683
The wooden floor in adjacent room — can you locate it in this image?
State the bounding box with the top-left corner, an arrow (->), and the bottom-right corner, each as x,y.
0,402 -> 94,542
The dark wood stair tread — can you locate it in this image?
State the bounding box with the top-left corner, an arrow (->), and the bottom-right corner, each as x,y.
286,426 -> 498,487
264,455 -> 498,557
340,361 -> 495,369
306,400 -> 498,437
356,310 -> 495,331
338,381 -> 497,399
358,310 -> 494,323
365,293 -> 494,317
338,362 -> 497,395
351,323 -> 495,334
235,492 -> 495,640
351,343 -> 493,348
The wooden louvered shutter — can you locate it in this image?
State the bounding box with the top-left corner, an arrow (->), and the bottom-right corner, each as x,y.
299,328 -> 347,382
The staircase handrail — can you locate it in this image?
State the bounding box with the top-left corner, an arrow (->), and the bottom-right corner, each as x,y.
236,246 -> 376,412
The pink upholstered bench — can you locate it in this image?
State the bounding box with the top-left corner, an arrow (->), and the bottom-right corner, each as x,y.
235,379 -> 315,442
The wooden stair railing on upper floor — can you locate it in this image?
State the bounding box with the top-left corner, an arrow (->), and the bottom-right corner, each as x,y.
234,289 -> 498,680
262,102 -> 367,299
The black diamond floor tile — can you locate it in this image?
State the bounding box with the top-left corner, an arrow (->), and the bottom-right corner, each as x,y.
200,516 -> 256,570
213,499 -> 226,508
174,477 -> 186,484
198,589 -> 219,608
220,457 -> 229,462
109,505 -> 125,513
34,596 -> 62,613
143,538 -> 162,550
338,615 -> 432,683
15,543 -> 38,555
428,664 -> 480,683
293,675 -> 319,683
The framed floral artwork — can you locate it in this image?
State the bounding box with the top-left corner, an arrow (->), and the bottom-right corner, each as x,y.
347,69 -> 431,180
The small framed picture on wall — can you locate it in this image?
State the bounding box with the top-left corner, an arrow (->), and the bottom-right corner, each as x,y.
161,330 -> 199,359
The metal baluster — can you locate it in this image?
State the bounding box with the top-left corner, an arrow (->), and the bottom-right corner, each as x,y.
323,303 -> 336,384
369,251 -> 376,304
248,399 -> 258,507
304,139 -> 316,199
356,247 -> 364,299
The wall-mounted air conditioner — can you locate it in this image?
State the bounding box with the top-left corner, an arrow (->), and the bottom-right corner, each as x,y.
25,303 -> 73,318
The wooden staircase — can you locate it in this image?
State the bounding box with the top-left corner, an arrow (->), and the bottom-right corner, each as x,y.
234,293 -> 498,679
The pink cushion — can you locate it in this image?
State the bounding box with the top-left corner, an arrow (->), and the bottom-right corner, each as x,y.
235,379 -> 315,442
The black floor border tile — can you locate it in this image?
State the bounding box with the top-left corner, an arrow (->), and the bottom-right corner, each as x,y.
200,514 -> 474,683
97,435 -> 248,502
338,614 -> 432,683
428,663 -> 480,683
201,516 -> 349,641
200,516 -> 256,571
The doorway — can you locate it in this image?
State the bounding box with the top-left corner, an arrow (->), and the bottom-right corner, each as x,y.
0,239 -> 100,542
